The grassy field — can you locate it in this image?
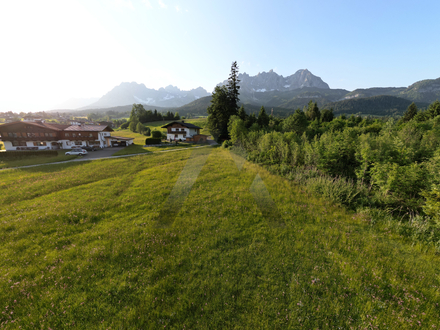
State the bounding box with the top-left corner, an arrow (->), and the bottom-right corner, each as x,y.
111,118 -> 210,156
0,149 -> 77,169
1,148 -> 439,329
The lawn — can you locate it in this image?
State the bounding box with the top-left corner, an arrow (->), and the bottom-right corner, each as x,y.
0,149 -> 77,169
0,148 -> 439,329
111,118 -> 210,156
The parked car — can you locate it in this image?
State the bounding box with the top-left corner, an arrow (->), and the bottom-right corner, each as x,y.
81,146 -> 97,151
65,148 -> 87,156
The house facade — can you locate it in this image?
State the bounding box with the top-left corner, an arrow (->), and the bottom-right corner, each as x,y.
161,121 -> 208,142
0,121 -> 127,151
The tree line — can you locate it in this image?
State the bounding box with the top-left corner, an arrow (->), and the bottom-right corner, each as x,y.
121,104 -> 180,135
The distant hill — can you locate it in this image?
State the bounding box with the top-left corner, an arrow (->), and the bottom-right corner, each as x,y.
81,82 -> 210,109
343,78 -> 440,104
324,95 -> 430,116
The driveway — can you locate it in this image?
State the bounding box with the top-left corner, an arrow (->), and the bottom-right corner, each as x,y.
73,147 -> 125,161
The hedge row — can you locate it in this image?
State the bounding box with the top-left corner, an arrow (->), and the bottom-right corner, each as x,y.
145,138 -> 161,145
0,150 -> 58,159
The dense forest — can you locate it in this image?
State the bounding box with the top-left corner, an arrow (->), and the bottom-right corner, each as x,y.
223,100 -> 440,248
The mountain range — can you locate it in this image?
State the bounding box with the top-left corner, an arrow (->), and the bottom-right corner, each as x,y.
80,83 -> 210,109
54,70 -> 440,117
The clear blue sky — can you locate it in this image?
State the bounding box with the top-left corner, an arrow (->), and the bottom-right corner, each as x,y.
1,0 -> 439,111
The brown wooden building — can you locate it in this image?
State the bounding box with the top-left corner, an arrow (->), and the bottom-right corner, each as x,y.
0,121 -> 115,150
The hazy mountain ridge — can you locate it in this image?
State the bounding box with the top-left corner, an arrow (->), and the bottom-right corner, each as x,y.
51,72 -> 440,118
343,78 -> 440,104
81,82 -> 210,109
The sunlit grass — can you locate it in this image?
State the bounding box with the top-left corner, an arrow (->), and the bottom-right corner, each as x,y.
1,148 -> 439,329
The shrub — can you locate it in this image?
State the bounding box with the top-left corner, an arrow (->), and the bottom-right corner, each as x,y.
145,138 -> 161,145
222,140 -> 232,149
305,174 -> 368,208
120,122 -> 129,129
151,130 -> 162,139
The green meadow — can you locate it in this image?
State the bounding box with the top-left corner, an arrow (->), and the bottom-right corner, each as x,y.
0,147 -> 439,329
111,118 -> 210,156
0,150 -> 77,170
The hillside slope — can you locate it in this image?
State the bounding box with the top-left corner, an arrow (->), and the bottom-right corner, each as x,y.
324,95 -> 430,116
0,148 -> 439,328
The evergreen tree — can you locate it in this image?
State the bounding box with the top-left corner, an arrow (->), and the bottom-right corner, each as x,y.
283,109 -> 308,135
238,105 -> 248,121
402,102 -> 418,122
245,113 -> 257,128
305,101 -> 321,121
207,85 -> 232,141
174,112 -> 180,120
257,106 -> 270,127
207,62 -> 241,141
321,108 -> 334,122
227,61 -> 240,113
427,100 -> 440,119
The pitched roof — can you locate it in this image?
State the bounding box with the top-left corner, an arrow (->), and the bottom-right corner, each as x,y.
0,121 -> 64,131
109,136 -> 134,141
64,125 -> 113,132
161,121 -> 202,129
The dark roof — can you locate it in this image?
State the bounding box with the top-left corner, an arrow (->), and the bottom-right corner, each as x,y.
64,125 -> 113,132
109,136 -> 134,141
0,121 -> 63,131
161,121 -> 202,129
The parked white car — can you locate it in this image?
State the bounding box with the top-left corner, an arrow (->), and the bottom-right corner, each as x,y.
65,148 -> 88,156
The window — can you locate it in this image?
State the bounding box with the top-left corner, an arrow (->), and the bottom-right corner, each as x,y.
33,142 -> 47,146
45,133 -> 49,137
8,132 -> 13,137
72,133 -> 76,137
89,133 -> 93,137
65,133 -> 70,137
12,141 -> 27,146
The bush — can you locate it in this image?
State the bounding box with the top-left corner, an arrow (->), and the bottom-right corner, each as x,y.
151,130 -> 162,139
120,122 -> 129,129
222,140 -> 232,149
306,175 -> 367,208
145,138 -> 161,145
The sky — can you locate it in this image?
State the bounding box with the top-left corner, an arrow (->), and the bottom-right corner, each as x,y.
1,0 -> 439,112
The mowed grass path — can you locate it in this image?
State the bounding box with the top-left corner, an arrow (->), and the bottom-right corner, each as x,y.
0,148 -> 439,329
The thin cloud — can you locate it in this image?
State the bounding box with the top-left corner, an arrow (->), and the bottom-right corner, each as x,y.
142,0 -> 153,9
114,0 -> 134,10
175,5 -> 180,12
158,0 -> 167,8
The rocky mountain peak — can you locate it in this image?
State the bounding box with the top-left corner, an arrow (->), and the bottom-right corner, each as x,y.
219,69 -> 329,93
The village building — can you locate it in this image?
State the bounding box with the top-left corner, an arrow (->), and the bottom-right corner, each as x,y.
0,120 -> 133,151
161,121 -> 209,143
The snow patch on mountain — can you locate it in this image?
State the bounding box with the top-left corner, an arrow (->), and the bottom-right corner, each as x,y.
134,96 -> 155,104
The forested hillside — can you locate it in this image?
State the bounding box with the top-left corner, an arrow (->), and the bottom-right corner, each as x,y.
324,95 -> 430,116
